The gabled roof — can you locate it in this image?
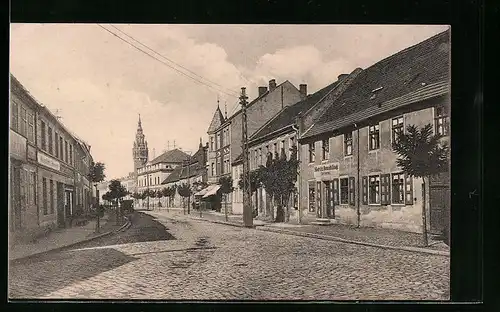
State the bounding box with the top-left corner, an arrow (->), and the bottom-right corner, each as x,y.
217,80 -> 296,131
150,148 -> 190,165
249,80 -> 341,144
207,105 -> 225,134
162,166 -> 183,184
301,29 -> 450,140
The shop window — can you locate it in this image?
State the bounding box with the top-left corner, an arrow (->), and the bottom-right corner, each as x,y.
49,180 -> 54,214
344,132 -> 353,156
308,182 -> 315,212
308,143 -> 315,163
340,178 -> 349,204
391,173 -> 405,204
392,116 -> 404,144
369,175 -> 380,204
322,139 -> 329,160
435,106 -> 449,136
42,178 -> 48,215
369,124 -> 380,150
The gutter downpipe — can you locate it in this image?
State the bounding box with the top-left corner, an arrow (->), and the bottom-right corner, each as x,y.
291,124 -> 301,224
355,123 -> 361,228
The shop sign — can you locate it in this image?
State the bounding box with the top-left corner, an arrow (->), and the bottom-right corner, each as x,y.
27,144 -> 37,160
60,163 -> 74,177
10,130 -> 26,161
37,152 -> 60,171
314,162 -> 340,180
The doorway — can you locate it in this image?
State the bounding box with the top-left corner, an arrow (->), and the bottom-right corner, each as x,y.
324,181 -> 335,219
57,183 -> 65,228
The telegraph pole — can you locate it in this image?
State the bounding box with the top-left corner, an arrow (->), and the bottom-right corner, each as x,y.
240,87 -> 253,228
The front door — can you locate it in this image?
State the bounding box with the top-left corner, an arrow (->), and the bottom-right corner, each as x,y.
57,183 -> 65,227
325,181 -> 335,219
316,181 -> 322,218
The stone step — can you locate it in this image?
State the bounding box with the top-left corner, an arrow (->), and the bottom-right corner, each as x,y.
311,218 -> 337,226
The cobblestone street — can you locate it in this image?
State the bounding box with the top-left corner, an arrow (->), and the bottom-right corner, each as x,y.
9,211 -> 450,300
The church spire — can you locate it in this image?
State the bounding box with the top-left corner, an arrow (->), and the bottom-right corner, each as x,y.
138,114 -> 142,130
199,137 -> 203,148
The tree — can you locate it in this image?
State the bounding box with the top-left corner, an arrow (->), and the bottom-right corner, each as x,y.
392,123 -> 449,246
156,189 -> 163,207
108,179 -> 129,224
260,146 -> 300,223
177,183 -> 192,209
88,161 -> 106,232
238,166 -> 264,216
219,176 -> 234,221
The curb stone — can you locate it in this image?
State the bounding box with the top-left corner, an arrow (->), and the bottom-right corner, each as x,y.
9,218 -> 132,264
186,215 -> 449,257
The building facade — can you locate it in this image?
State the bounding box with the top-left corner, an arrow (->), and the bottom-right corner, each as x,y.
206,79 -> 305,210
10,75 -> 95,242
297,30 -> 450,233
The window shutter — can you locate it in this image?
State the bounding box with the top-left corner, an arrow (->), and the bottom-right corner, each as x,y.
349,177 -> 355,205
405,174 -> 414,205
380,174 -> 390,205
362,176 -> 368,205
333,178 -> 339,205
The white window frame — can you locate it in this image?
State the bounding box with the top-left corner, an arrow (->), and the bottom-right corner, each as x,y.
368,124 -> 380,151
368,174 -> 381,205
391,172 -> 405,205
343,132 -> 353,157
321,138 -> 330,161
391,116 -> 405,145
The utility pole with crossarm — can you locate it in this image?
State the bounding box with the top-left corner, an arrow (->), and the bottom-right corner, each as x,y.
240,87 -> 253,228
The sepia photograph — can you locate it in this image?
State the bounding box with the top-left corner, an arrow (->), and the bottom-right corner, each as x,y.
9,24 -> 450,301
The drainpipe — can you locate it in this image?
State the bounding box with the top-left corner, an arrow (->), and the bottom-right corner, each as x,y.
355,123 -> 361,228
291,124 -> 301,224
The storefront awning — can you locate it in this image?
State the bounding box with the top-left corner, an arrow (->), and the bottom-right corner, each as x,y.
194,185 -> 211,197
202,184 -> 221,198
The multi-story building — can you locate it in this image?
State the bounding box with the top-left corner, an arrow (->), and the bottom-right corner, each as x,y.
297,30 -> 450,234
206,79 -> 305,210
232,77 -> 351,217
9,75 -> 94,242
162,140 -> 208,208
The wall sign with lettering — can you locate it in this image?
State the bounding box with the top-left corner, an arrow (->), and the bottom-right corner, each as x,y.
314,162 -> 340,180
37,152 -> 61,171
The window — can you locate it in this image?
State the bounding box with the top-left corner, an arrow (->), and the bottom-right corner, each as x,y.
308,182 -> 316,212
281,140 -> 285,156
344,132 -> 353,156
322,139 -> 330,160
69,145 -> 73,165
340,178 -> 349,204
369,175 -> 380,204
49,180 -> 54,214
20,107 -> 27,136
289,137 -> 295,158
48,127 -> 53,154
65,141 -> 68,163
11,101 -> 19,131
211,163 -> 215,176
29,171 -> 36,205
42,178 -> 48,215
27,112 -> 35,143
392,173 -> 405,204
258,148 -> 262,165
273,142 -> 278,156
59,137 -> 63,159
210,136 -> 214,151
308,143 -> 315,163
435,106 -> 449,136
392,116 -> 404,144
369,124 -> 380,150
41,121 -> 47,150
54,133 -> 59,158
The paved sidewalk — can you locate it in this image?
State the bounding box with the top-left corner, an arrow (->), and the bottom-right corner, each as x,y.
153,208 -> 449,254
9,213 -> 121,261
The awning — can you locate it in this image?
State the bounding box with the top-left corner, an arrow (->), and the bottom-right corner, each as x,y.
202,185 -> 221,198
194,185 -> 211,197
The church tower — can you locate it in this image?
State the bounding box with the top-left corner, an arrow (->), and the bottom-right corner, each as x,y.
133,114 -> 149,174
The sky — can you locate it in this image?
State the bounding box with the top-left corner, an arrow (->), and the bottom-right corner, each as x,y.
10,24 -> 449,180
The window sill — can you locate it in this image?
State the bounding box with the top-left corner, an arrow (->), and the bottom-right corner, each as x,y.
344,155 -> 353,159
368,203 -> 381,206
368,149 -> 379,154
321,159 -> 329,163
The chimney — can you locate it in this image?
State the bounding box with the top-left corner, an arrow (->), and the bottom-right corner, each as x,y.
338,74 -> 349,81
269,79 -> 277,91
299,84 -> 307,98
258,86 -> 268,97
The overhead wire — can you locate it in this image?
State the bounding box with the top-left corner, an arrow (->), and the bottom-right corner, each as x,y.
96,24 -> 240,99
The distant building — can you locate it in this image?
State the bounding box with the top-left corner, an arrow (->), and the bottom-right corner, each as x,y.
132,114 -> 148,175
206,79 -> 305,210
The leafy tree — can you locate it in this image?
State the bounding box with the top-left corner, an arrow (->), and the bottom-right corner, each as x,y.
177,183 -> 192,208
88,161 -> 106,232
392,123 -> 449,246
108,179 -> 129,224
219,176 -> 234,221
156,189 -> 163,207
260,146 -> 300,222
